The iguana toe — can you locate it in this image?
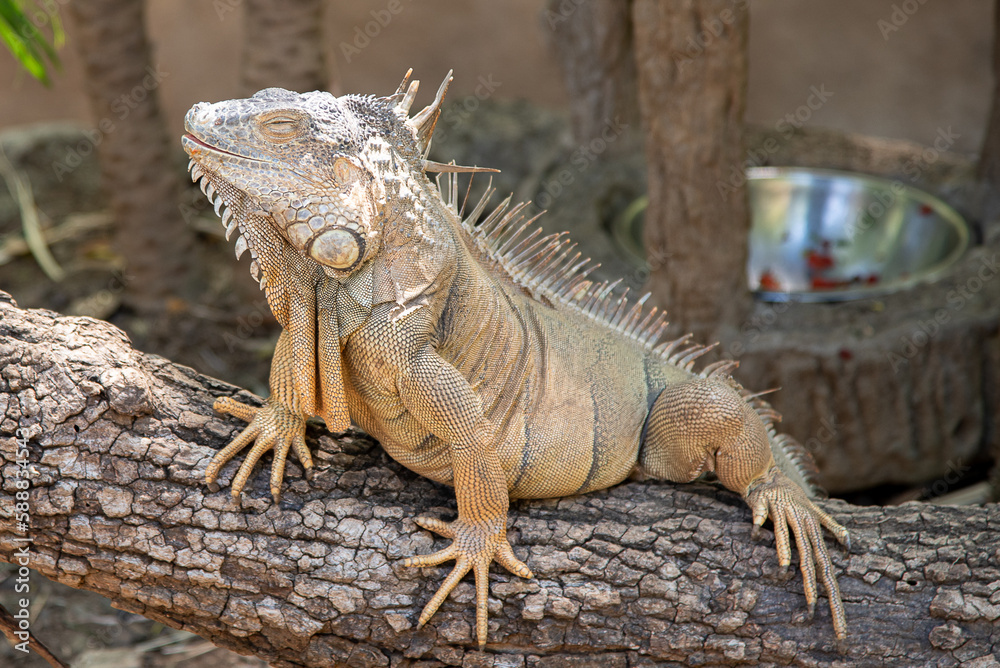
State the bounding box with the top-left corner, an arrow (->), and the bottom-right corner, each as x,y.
416,555 -> 471,626
209,398 -> 309,498
230,431 -> 279,497
747,466 -> 848,639
213,396 -> 258,423
205,410 -> 261,486
412,516 -> 456,538
403,516 -> 531,647
495,541 -> 533,579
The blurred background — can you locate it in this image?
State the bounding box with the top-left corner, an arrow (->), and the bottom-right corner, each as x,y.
0,1 -> 992,151
0,1 -> 997,666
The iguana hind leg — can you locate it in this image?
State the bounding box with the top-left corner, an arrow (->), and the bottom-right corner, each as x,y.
640,378 -> 850,638
207,329 -> 313,500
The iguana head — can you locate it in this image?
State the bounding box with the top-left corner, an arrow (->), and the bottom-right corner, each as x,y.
182,70 -> 451,280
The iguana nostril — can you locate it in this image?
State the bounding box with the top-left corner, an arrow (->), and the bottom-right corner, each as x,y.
309,228 -> 361,269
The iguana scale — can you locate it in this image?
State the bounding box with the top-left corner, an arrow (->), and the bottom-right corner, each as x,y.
181,70 -> 850,647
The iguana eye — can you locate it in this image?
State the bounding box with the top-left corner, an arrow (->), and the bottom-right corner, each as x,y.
260,114 -> 304,141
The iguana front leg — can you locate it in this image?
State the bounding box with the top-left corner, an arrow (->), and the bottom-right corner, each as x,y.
404,451 -> 533,648
207,329 -> 313,499
389,341 -> 532,647
208,259 -> 349,500
641,378 -> 850,638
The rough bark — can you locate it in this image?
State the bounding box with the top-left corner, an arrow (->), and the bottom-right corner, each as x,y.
1,293 -> 999,667
632,0 -> 752,341
67,0 -> 193,311
239,0 -> 328,96
543,0 -> 640,148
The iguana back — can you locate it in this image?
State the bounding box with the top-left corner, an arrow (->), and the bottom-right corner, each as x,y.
440,174 -> 823,499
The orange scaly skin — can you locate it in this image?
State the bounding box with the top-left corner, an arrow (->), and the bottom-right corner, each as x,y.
183,71 -> 851,648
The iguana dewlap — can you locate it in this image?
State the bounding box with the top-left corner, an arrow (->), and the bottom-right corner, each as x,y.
182,70 -> 850,647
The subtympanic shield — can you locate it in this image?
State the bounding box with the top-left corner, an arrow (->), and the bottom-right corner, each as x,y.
310,227 -> 364,270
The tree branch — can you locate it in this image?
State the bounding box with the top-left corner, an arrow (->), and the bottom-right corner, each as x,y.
1,292 -> 997,666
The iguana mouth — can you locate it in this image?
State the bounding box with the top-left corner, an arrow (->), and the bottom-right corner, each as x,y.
182,133 -> 251,160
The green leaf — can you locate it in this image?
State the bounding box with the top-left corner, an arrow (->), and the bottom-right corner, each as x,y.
0,0 -> 62,86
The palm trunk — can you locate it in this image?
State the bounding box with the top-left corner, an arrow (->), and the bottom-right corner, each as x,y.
68,0 -> 192,312
240,0 -> 328,96
544,0 -> 640,148
978,0 -> 1000,187
632,0 -> 752,340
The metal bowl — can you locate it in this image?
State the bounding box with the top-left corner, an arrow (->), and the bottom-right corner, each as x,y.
612,167 -> 969,302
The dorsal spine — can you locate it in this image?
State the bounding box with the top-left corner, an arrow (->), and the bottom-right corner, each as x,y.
436,172 -> 823,498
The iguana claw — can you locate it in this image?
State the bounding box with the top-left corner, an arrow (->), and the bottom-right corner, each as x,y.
208,397 -> 313,500
746,465 -> 850,638
403,516 -> 532,647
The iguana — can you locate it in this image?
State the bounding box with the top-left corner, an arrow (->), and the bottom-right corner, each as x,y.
182,70 -> 850,647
